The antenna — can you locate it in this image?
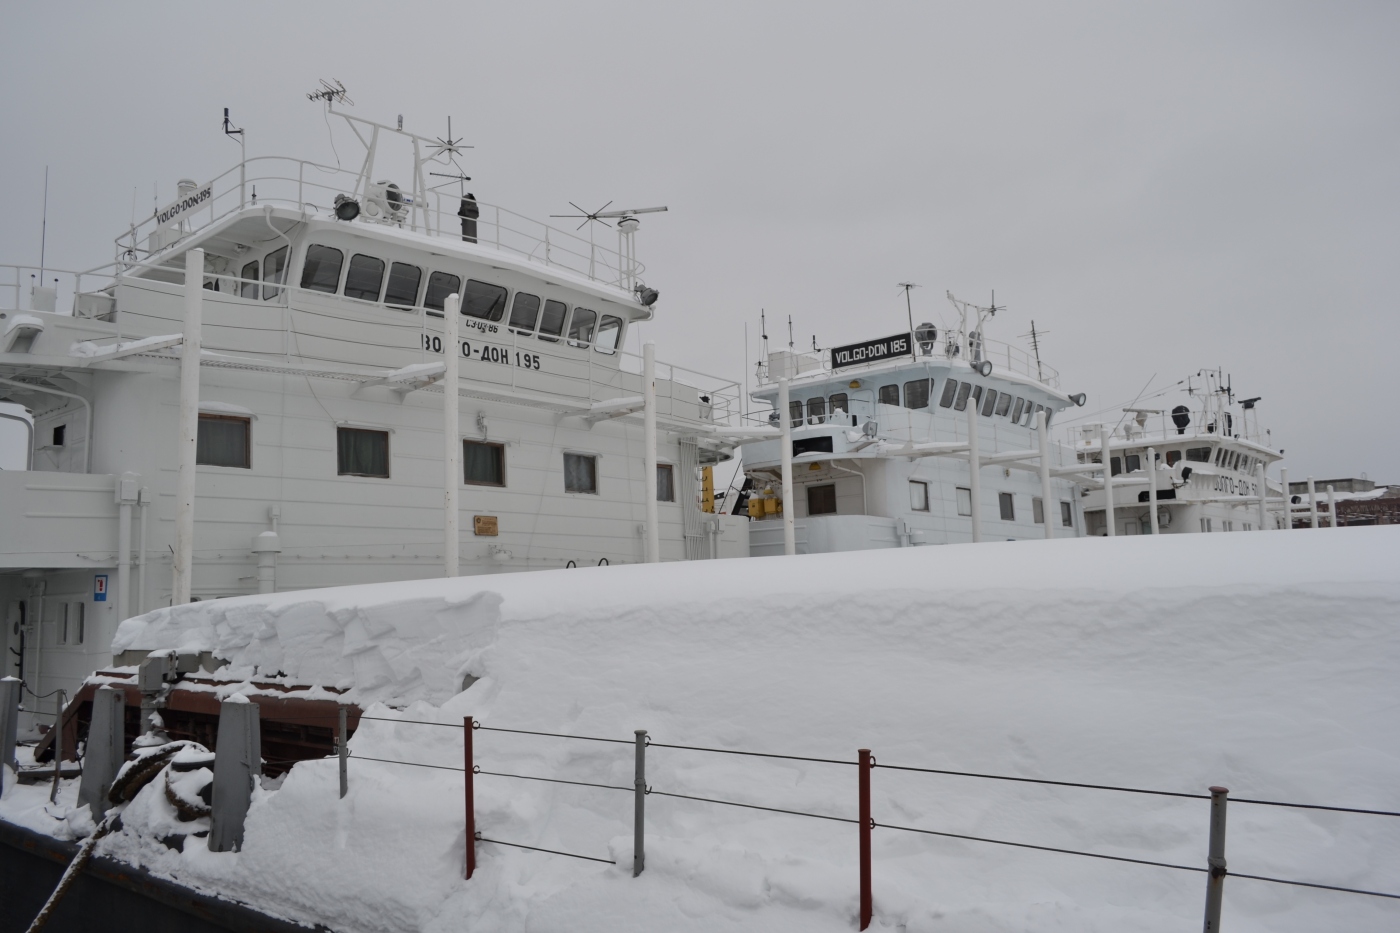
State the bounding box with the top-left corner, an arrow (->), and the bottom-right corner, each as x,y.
307,79 -> 352,106
761,309 -> 769,358
38,166 -> 49,283
1019,320 -> 1047,383
897,282 -> 919,336
787,315 -> 793,351
224,108 -> 247,206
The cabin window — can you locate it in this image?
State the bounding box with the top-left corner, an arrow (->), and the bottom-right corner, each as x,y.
657,464 -> 675,502
263,246 -> 289,300
939,380 -> 959,408
808,484 -> 838,516
995,393 -> 1012,417
424,272 -> 462,313
62,603 -> 84,646
954,382 -> 973,411
1031,404 -> 1045,426
595,315 -> 623,353
1166,449 -> 1181,466
337,427 -> 390,478
878,385 -> 900,406
970,385 -> 984,409
1186,447 -> 1210,462
384,262 -> 422,308
910,480 -> 929,512
1231,452 -> 1242,471
509,293 -> 541,333
956,486 -> 973,516
462,279 -> 509,321
463,440 -> 505,486
789,400 -> 804,428
1213,448 -> 1225,466
197,414 -> 251,469
1110,457 -> 1122,476
903,378 -> 930,410
568,307 -> 597,346
807,397 -> 827,423
564,452 -> 597,494
240,260 -> 260,299
999,492 -> 1015,521
1033,497 -> 1045,524
829,393 -> 849,416
52,425 -> 65,447
1010,397 -> 1025,422
344,254 -> 386,302
1061,501 -> 1074,527
1125,454 -> 1141,473
981,390 -> 998,417
538,299 -> 568,341
1043,407 -> 1053,426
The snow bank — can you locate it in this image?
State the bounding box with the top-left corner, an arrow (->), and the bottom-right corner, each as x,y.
27,528 -> 1400,931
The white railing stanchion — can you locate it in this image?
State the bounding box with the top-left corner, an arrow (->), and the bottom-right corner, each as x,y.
1101,423 -> 1116,537
444,293 -> 460,578
968,401 -> 982,543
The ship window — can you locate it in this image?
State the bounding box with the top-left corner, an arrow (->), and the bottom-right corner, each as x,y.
263,245 -> 289,300
956,486 -> 972,516
789,400 -> 804,428
509,292 -> 541,333
564,452 -> 597,494
807,396 -> 827,423
981,390 -> 998,417
424,272 -> 462,313
903,378 -> 930,410
910,480 -> 929,511
538,299 -> 568,341
1110,457 -> 1122,476
240,260 -> 259,299
939,380 -> 959,408
970,385 -> 984,409
384,262 -> 422,308
1061,501 -> 1074,527
343,254 -> 386,302
1011,397 -> 1025,422
462,279 -> 509,321
595,315 -> 623,353
337,427 -> 390,478
1043,408 -> 1053,426
954,382 -> 972,411
1031,404 -> 1044,426
463,440 -> 505,486
657,464 -> 675,502
808,484 -> 838,516
197,414 -> 250,469
568,307 -> 597,346
878,385 -> 900,406
1213,448 -> 1224,466
66,603 -> 84,646
995,393 -> 1012,417
1186,447 -> 1210,462
999,492 -> 1015,521
1125,454 -> 1141,473
52,424 -> 65,447
829,393 -> 849,415
1231,452 -> 1241,471
1166,449 -> 1181,466
1033,496 -> 1045,524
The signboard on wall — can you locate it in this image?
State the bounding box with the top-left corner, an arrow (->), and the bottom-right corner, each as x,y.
93,575 -> 108,602
830,333 -> 912,371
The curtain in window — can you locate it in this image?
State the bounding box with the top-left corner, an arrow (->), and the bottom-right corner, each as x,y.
564,453 -> 597,493
656,465 -> 674,502
464,442 -> 504,485
197,416 -> 250,468
338,428 -> 389,477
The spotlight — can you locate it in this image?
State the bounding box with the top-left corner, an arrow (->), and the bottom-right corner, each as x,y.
634,285 -> 660,307
1069,392 -> 1087,407
333,195 -> 360,221
914,322 -> 938,355
974,359 -> 993,377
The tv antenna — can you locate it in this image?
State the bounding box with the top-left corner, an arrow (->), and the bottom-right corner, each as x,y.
307,79 -> 352,106
223,108 -> 247,205
1019,320 -> 1047,383
897,282 -> 920,336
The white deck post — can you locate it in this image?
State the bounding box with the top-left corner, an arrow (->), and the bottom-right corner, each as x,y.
172,248 -> 204,605
1256,464 -> 1267,530
1326,484 -> 1338,529
967,401 -> 982,543
1147,448 -> 1159,535
779,378 -> 796,556
1037,409 -> 1053,540
1279,467 -> 1290,530
643,342 -> 660,563
1307,476 -> 1319,529
1100,424 -> 1116,537
115,474 -> 137,621
444,293 -> 460,577
137,488 -> 149,614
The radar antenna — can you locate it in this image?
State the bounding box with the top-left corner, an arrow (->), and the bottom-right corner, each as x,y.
550,204 -> 668,288
307,79 -> 352,106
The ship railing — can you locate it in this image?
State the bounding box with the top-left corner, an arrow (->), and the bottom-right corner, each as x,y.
111,156 -> 640,293
755,335 -> 1060,389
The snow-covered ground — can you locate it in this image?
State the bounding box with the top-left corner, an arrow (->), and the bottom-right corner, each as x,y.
6,527 -> 1400,932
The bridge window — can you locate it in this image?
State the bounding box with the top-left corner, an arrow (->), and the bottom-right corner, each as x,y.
829,393 -> 849,419
1061,501 -> 1074,527
981,390 -> 998,417
262,246 -> 289,300
509,293 -> 541,333
1166,449 -> 1182,466
197,414 -> 250,469
999,492 -> 1015,521
878,385 -> 900,406
595,315 -> 623,353
1125,454 -> 1141,473
385,262 -> 422,309
1186,447 -> 1211,462
956,486 -> 972,516
995,393 -> 1012,417
240,260 -> 260,299
910,480 -> 929,511
538,299 -> 568,341
903,378 -> 930,410
808,484 -> 837,516
462,280 -> 509,321
807,396 -> 827,423
790,400 -> 804,428
564,452 -> 597,494
657,464 -> 675,502
954,382 -> 973,411
939,380 -> 959,408
338,427 -> 390,478
1111,457 -> 1122,476
424,272 -> 461,313
463,440 -> 505,486
568,307 -> 597,346
344,254 -> 386,302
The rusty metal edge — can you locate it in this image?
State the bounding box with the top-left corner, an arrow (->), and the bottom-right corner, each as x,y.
0,817 -> 334,933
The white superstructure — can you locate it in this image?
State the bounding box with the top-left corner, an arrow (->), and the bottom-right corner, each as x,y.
1,100 -> 759,703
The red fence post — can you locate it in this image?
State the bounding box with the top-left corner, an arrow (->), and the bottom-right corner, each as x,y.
859,747 -> 872,930
465,716 -> 476,880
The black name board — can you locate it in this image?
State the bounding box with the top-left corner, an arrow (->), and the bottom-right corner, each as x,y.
830,333 -> 912,370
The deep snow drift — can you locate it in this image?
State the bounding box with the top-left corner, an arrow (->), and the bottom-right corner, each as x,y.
9,527 -> 1400,932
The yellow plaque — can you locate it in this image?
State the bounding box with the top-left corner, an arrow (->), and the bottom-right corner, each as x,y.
473,515 -> 499,536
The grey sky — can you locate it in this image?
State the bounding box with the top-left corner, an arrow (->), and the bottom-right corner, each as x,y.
2,1 -> 1396,477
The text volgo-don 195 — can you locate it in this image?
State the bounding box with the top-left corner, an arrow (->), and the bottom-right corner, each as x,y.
422,335 -> 542,370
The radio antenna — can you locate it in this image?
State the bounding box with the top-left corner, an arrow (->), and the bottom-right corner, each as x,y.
897,282 -> 919,336
787,315 -> 793,351
38,166 -> 49,283
1019,319 -> 1047,383
760,308 -> 769,358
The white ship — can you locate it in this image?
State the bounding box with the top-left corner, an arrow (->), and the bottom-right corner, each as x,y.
1,92 -> 761,704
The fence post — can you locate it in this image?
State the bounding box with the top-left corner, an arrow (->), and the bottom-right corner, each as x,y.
859,748 -> 873,930
634,730 -> 647,877
209,698 -> 261,852
78,686 -> 125,818
338,706 -> 348,799
1203,786 -> 1229,932
465,716 -> 475,879
0,678 -> 19,793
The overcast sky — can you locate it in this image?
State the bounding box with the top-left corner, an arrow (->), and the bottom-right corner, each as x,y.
2,1 -> 1397,479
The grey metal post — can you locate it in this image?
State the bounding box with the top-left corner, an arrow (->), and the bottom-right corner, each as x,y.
633,729 -> 647,877
1203,786 -> 1229,932
338,706 -> 348,799
209,698 -> 261,852
49,689 -> 65,803
78,686 -> 125,818
0,677 -> 20,791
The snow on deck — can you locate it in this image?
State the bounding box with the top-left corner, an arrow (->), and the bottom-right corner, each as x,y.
10,528 -> 1400,931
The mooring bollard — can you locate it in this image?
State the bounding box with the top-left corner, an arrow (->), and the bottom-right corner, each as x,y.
338,706 -> 348,799
209,697 -> 262,852
465,716 -> 476,880
0,677 -> 20,793
634,730 -> 647,877
859,748 -> 873,930
1203,786 -> 1229,932
78,686 -> 125,818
